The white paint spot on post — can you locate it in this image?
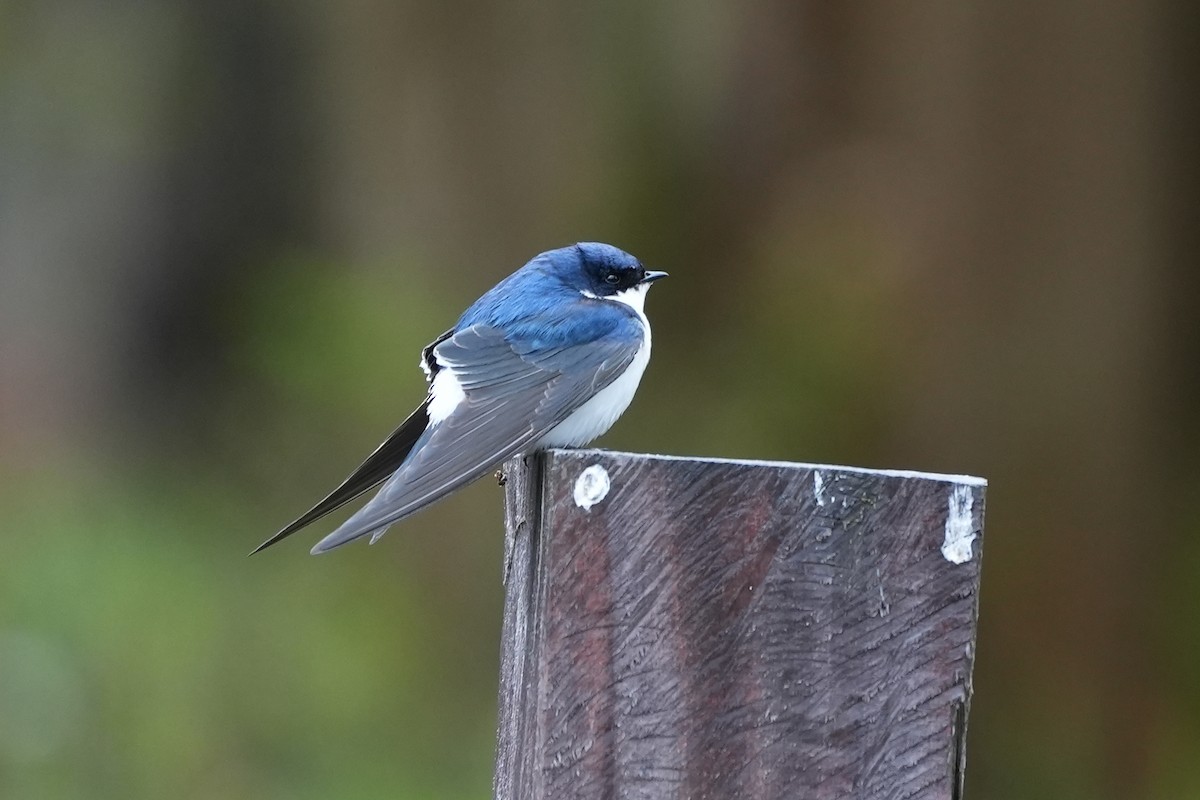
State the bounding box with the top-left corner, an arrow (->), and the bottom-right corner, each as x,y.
573,464 -> 611,511
813,471 -> 826,506
941,484 -> 977,564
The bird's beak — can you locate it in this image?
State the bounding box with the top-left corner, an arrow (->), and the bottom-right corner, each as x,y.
641,270 -> 669,284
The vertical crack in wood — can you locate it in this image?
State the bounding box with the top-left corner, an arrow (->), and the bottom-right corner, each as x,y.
951,699 -> 968,800
525,452 -> 548,800
494,453 -> 547,800
502,469 -> 518,586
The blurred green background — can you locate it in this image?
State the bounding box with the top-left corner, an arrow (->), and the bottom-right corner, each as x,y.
1,2 -> 1196,798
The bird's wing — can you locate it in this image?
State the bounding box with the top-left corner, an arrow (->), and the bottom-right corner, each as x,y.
309,317 -> 643,553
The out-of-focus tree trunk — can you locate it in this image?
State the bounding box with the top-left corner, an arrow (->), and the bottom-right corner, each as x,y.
0,0 -> 314,457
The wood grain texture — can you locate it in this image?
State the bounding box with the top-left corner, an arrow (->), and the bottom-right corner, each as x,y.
493,450 -> 986,800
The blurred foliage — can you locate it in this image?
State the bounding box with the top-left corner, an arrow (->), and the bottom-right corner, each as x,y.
0,384 -> 500,800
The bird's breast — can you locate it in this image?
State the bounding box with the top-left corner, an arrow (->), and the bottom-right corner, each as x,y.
537,303 -> 652,449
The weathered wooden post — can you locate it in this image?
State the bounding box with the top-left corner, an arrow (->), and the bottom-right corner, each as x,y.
494,449 -> 986,800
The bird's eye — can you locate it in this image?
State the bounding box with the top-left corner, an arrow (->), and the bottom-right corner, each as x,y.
604,273 -> 621,286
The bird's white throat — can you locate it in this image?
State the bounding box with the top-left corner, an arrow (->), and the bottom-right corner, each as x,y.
613,282 -> 651,318
580,282 -> 649,316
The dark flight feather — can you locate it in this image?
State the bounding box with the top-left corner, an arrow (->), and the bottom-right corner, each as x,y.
249,400 -> 432,554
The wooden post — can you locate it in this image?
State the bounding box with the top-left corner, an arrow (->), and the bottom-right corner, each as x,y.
494,449 -> 986,800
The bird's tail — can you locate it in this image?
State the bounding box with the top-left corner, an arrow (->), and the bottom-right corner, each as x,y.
250,399 -> 432,554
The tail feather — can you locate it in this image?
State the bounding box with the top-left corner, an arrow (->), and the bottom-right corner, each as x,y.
250,400 -> 431,554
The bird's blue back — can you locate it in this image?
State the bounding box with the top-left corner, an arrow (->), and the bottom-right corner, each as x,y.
455,244 -> 643,350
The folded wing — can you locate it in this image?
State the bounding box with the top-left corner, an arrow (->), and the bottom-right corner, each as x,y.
309,316 -> 642,553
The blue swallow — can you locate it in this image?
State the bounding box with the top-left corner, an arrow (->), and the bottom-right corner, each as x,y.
253,242 -> 667,554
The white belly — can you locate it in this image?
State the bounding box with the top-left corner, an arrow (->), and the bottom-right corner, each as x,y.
537,336 -> 650,448
537,283 -> 653,448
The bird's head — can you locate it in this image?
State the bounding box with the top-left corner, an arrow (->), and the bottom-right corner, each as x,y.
561,242 -> 668,301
